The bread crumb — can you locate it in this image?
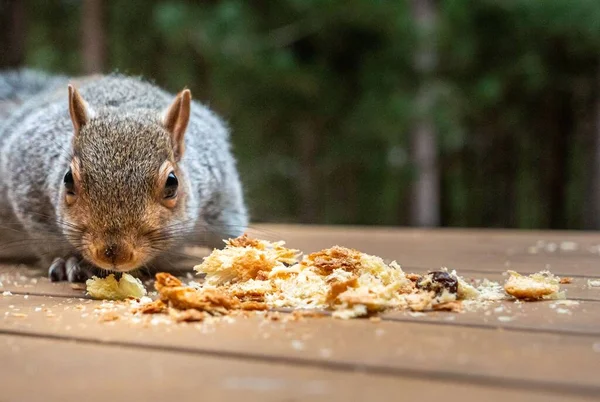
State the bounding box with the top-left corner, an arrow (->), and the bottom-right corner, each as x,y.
559,277 -> 573,284
128,235 -> 575,323
86,273 -> 146,300
133,299 -> 167,314
587,279 -> 600,288
433,301 -> 462,312
504,270 -> 561,300
2,291 -> 12,296
99,312 -> 120,322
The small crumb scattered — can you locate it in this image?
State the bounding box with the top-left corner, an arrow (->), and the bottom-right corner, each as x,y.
291,340 -> 305,351
587,279 -> 600,288
497,316 -> 515,322
99,312 -> 120,322
2,291 -> 12,296
559,277 -> 573,284
552,300 -> 579,307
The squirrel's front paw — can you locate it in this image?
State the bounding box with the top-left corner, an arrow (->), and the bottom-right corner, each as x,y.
48,256 -> 93,283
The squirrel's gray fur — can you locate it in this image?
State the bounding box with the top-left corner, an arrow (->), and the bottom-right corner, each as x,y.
0,69 -> 248,281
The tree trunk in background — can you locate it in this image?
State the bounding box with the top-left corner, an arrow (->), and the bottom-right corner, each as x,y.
409,0 -> 440,227
81,0 -> 106,74
0,0 -> 26,68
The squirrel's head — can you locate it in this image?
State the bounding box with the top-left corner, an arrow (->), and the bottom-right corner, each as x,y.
59,84 -> 192,272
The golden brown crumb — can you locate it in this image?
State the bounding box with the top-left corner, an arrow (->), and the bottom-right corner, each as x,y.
327,276 -> 358,305
134,299 -> 167,314
70,283 -> 86,290
233,254 -> 276,282
255,271 -> 269,281
504,270 -> 561,300
305,246 -> 363,276
406,273 -> 421,282
99,312 -> 120,322
226,234 -> 263,249
239,301 -> 268,311
369,316 -> 382,323
154,272 -> 183,291
230,290 -> 267,303
433,301 -> 462,312
160,286 -> 240,312
559,277 -> 573,284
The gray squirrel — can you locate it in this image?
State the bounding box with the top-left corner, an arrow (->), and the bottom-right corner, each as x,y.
0,69 -> 248,282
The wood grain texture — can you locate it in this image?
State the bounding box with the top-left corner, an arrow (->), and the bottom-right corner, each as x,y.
4,335 -> 594,402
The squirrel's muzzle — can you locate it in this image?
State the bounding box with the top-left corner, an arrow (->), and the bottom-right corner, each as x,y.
90,241 -> 137,271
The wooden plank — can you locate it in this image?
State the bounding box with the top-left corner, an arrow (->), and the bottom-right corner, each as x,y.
1,295 -> 599,393
249,225 -> 600,277
2,335 -> 592,402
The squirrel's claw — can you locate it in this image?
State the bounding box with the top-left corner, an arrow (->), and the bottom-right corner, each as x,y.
48,257 -> 66,282
48,256 -> 92,283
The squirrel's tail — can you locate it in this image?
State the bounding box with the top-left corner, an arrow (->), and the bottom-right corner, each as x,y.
0,68 -> 67,118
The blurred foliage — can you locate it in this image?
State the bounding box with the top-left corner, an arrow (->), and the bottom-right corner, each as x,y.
15,0 -> 600,228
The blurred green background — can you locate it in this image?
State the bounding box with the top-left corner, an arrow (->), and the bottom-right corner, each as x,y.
3,0 -> 600,230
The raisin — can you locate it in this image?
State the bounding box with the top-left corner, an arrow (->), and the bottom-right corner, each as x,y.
417,271 -> 458,295
431,271 -> 458,294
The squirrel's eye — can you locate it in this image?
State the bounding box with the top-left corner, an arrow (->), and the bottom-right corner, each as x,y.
164,172 -> 178,199
64,169 -> 75,195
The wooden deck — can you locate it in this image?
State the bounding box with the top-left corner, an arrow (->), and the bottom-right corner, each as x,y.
1,224 -> 599,401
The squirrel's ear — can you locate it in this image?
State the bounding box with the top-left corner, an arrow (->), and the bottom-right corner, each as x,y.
161,89 -> 191,161
68,84 -> 94,134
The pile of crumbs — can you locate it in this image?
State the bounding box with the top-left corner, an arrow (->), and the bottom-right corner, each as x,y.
82,234 -> 573,323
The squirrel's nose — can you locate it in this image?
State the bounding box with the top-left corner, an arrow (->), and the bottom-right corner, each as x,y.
104,244 -> 117,261
93,242 -> 134,268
